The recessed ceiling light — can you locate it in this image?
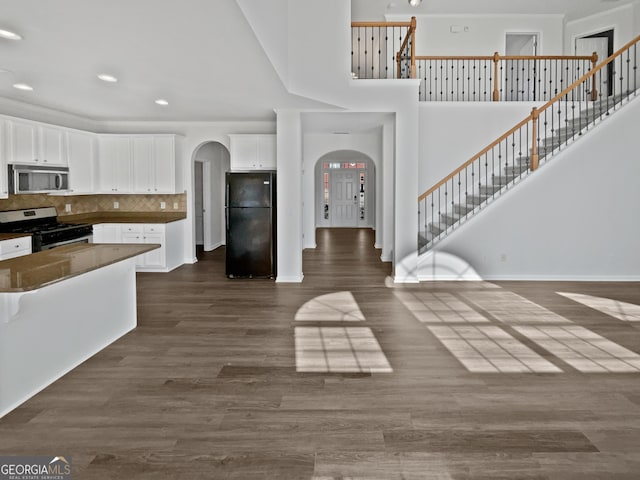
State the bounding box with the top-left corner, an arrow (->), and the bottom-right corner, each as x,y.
155,99 -> 169,106
97,73 -> 118,83
0,29 -> 22,41
13,83 -> 33,91
408,0 -> 422,6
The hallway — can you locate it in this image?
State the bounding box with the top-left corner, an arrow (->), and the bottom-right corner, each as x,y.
1,229 -> 640,478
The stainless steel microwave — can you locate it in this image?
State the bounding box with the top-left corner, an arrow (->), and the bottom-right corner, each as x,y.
8,164 -> 70,194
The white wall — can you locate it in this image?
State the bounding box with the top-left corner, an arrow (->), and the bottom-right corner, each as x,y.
419,102 -> 542,194
565,4 -> 637,54
276,110 -> 303,282
236,0 -> 289,87
387,14 -> 564,55
423,95 -> 640,280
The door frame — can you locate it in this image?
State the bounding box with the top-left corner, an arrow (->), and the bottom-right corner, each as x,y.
576,29 -> 614,97
316,157 -> 375,229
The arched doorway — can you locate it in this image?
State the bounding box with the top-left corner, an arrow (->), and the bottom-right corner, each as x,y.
315,151 -> 376,230
192,141 -> 230,259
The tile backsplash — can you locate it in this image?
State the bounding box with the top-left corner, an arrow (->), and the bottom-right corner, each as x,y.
0,193 -> 187,214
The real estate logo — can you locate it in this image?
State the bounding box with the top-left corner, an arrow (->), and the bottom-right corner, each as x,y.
0,456 -> 71,480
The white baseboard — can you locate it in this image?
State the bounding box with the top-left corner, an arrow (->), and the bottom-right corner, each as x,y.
205,241 -> 223,252
276,274 -> 304,283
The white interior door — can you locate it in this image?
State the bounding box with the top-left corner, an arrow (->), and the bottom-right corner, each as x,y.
331,170 -> 358,227
505,33 -> 539,100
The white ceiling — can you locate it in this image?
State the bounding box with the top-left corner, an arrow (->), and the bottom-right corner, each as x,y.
0,0 -> 327,122
352,0 -> 635,21
0,0 -> 636,124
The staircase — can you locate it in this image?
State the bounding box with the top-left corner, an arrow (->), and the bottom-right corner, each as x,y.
419,91 -> 637,254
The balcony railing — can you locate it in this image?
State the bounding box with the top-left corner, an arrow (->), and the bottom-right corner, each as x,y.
415,53 -> 599,102
351,17 -> 416,79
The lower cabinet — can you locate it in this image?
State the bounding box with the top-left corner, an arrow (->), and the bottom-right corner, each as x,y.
92,221 -> 184,272
0,236 -> 32,260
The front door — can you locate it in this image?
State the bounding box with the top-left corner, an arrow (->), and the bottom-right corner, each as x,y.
331,170 -> 358,227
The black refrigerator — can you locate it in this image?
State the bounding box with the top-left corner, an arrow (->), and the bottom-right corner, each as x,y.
225,171 -> 277,278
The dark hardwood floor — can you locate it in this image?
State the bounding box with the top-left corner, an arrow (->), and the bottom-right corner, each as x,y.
2,228 -> 640,479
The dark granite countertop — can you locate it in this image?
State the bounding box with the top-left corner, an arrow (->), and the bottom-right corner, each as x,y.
0,243 -> 159,292
0,233 -> 32,241
59,212 -> 187,225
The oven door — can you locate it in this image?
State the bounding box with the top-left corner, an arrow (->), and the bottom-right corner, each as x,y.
41,234 -> 93,251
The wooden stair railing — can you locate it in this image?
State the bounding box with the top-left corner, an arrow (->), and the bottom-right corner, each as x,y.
351,18 -> 416,79
418,33 -> 640,252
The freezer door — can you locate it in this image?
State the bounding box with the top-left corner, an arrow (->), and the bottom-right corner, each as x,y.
226,172 -> 273,208
226,207 -> 274,277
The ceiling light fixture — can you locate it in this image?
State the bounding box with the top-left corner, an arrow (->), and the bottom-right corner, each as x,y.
13,83 -> 33,91
408,0 -> 422,6
0,29 -> 22,40
155,99 -> 169,106
97,74 -> 118,83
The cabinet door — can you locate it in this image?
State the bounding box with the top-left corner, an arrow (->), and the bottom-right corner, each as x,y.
93,224 -> 121,243
121,231 -> 144,267
230,136 -> 258,170
10,121 -> 38,164
98,137 -> 131,193
40,126 -> 67,165
153,136 -> 175,193
257,135 -> 276,169
132,137 -> 154,193
142,232 -> 165,267
67,131 -> 95,193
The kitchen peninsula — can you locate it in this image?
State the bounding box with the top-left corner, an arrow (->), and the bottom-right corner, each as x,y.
0,243 -> 158,417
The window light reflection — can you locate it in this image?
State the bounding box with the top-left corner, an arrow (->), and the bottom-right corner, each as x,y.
557,292 -> 640,322
515,325 -> 640,373
394,291 -> 489,323
428,325 -> 562,373
295,291 -> 365,321
462,291 -> 570,324
295,327 -> 393,373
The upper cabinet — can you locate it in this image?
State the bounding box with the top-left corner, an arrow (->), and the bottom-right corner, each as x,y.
132,135 -> 181,194
97,136 -> 132,193
229,134 -> 276,171
0,119 -> 8,199
66,130 -> 96,194
8,120 -> 67,166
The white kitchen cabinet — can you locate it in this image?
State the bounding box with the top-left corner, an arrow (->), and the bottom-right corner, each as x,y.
91,222 -> 183,272
132,135 -> 182,194
8,120 -> 67,166
0,120 -> 8,198
97,136 -> 132,193
0,236 -> 32,260
66,130 -> 96,194
92,224 -> 121,243
229,134 -> 276,171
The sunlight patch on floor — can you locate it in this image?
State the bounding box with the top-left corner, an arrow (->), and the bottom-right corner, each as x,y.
394,291 -> 489,323
557,292 -> 640,322
515,325 -> 640,373
428,325 -> 562,373
295,291 -> 365,321
462,291 -> 571,324
295,327 -> 393,373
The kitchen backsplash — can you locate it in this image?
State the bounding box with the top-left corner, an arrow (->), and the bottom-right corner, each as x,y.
0,193 -> 187,214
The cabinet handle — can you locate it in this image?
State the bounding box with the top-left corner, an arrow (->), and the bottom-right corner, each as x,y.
14,245 -> 20,248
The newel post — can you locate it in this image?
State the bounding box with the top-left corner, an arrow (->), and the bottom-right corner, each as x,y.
530,107 -> 539,171
590,52 -> 599,101
492,52 -> 500,101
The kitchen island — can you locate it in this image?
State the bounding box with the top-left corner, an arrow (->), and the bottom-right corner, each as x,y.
0,243 -> 158,417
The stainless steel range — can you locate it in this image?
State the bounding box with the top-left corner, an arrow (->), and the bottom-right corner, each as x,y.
0,207 -> 93,251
